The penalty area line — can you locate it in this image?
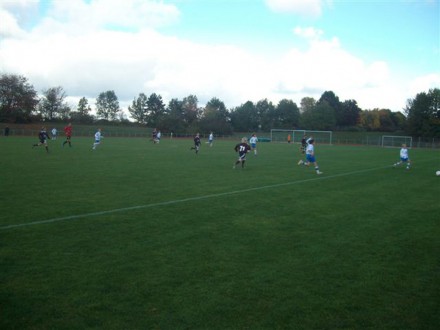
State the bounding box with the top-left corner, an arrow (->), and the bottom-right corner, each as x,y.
1,165 -> 390,230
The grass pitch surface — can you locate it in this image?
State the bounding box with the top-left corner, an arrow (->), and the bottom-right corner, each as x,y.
1,136 -> 439,329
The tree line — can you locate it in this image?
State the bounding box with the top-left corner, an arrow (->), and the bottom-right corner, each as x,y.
1,73 -> 439,137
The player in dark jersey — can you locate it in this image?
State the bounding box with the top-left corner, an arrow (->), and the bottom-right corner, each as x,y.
233,137 -> 251,169
300,134 -> 307,154
190,133 -> 201,154
152,128 -> 158,143
32,126 -> 51,153
62,123 -> 72,147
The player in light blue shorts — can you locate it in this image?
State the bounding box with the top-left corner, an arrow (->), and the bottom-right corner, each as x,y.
306,153 -> 316,163
249,134 -> 258,155
297,139 -> 323,175
393,144 -> 411,170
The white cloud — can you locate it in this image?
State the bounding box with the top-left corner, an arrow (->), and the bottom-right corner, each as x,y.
265,0 -> 328,17
0,0 -> 39,12
272,30 -> 407,110
91,0 -> 180,29
0,0 -> 431,117
43,0 -> 180,32
409,73 -> 440,96
293,26 -> 323,39
0,0 -> 39,37
0,7 -> 25,37
0,1 -> 181,105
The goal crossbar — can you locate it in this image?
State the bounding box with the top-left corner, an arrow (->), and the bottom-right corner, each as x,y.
270,129 -> 333,144
381,135 -> 413,148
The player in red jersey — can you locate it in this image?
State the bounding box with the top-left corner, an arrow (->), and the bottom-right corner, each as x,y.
62,123 -> 72,147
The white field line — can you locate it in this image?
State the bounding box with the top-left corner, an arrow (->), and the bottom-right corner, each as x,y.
1,165 -> 391,230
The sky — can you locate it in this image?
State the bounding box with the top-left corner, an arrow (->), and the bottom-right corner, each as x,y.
0,0 -> 439,119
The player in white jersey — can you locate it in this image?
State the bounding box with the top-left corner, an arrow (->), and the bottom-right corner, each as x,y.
208,132 -> 214,147
249,134 -> 258,155
51,127 -> 57,140
92,128 -> 102,150
393,144 -> 411,170
297,135 -> 312,165
297,139 -> 323,175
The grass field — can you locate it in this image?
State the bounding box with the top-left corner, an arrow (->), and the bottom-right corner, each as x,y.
1,135 -> 439,329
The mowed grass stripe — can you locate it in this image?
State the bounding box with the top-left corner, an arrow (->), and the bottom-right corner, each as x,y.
1,164 -> 394,230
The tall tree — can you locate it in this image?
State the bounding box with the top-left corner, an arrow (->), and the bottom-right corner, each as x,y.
146,93 -> 165,128
77,97 -> 92,117
340,100 -> 362,127
300,102 -> 336,130
70,97 -> 93,123
230,101 -> 257,132
405,88 -> 440,137
128,93 -> 148,124
318,91 -> 341,109
359,109 -> 381,131
199,97 -> 232,134
274,99 -> 300,129
318,91 -> 342,127
39,86 -> 70,120
378,109 -> 397,131
256,98 -> 275,131
96,90 -> 120,121
390,111 -> 406,130
0,73 -> 39,122
300,97 -> 316,114
161,98 -> 185,133
182,95 -> 200,129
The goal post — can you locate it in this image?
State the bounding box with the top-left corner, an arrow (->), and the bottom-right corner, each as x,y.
381,135 -> 413,148
270,129 -> 333,145
270,129 -> 295,143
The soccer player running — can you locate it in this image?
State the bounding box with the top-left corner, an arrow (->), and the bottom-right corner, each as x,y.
300,134 -> 308,154
190,133 -> 201,154
297,135 -> 311,165
393,144 -> 411,170
208,132 -> 214,147
92,128 -> 102,150
233,137 -> 251,169
152,128 -> 158,143
32,126 -> 51,153
62,123 -> 72,147
51,127 -> 57,140
298,138 -> 323,175
249,133 -> 258,155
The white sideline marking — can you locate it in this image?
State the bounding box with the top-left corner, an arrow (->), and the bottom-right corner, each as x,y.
1,166 -> 389,230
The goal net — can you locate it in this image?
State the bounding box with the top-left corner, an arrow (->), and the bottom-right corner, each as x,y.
381,135 -> 413,148
270,129 -> 333,145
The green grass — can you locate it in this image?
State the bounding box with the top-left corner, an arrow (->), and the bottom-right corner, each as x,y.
1,136 -> 439,329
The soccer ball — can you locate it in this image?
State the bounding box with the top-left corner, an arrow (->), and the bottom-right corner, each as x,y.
436,170 -> 440,176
